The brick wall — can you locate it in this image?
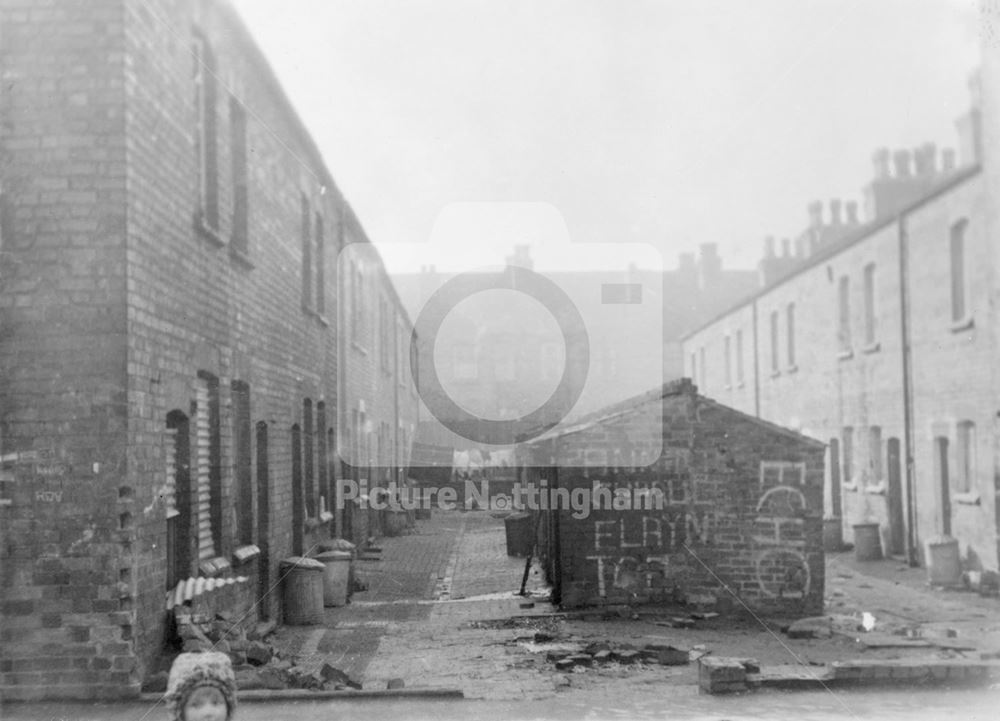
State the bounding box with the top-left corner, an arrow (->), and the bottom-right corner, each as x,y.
683,165 -> 997,571
0,0 -> 135,700
523,383 -> 825,617
1,0 -> 418,700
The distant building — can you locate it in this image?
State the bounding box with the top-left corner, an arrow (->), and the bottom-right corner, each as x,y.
0,0 -> 415,700
682,70 -> 999,574
392,245 -> 757,453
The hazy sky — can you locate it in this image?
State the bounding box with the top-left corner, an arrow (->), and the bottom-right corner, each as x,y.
230,0 -> 980,273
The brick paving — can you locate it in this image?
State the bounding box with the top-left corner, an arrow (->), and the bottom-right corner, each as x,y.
269,509 -> 554,692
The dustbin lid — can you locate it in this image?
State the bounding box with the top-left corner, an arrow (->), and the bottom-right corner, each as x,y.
280,556 -> 325,571
315,551 -> 352,562
316,539 -> 357,554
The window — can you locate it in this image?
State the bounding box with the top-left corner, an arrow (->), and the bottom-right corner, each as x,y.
690,352 -> 697,383
724,335 -> 732,387
351,262 -> 365,342
255,422 -> 270,619
867,425 -> 883,483
165,411 -> 191,589
496,347 -> 517,381
735,330 -> 744,385
863,263 -> 876,345
786,303 -> 796,367
301,195 -> 312,311
950,220 -> 968,323
195,373 -> 221,560
231,381 -> 252,546
698,346 -> 706,388
192,33 -> 218,233
770,310 -> 779,373
229,95 -> 248,255
304,399 -> 315,518
955,421 -> 976,494
838,276 -> 852,353
842,426 -> 854,486
315,214 -> 325,314
379,297 -> 391,372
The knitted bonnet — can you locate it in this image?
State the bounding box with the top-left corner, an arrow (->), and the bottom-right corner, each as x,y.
165,652 -> 237,721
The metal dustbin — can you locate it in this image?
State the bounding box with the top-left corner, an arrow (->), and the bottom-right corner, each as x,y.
280,556 -> 325,625
504,512 -> 534,558
315,550 -> 352,606
314,538 -> 358,597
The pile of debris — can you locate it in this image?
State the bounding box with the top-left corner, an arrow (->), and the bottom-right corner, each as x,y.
143,611 -> 361,693
538,638 -> 699,670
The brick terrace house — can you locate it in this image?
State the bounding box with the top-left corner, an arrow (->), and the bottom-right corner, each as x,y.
392,244 -> 757,457
0,0 -> 417,700
681,69 -> 1000,574
518,379 -> 826,616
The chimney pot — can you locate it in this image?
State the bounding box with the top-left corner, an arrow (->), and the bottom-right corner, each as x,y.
807,200 -> 824,228
923,142 -> 937,175
764,235 -> 775,258
873,147 -> 891,180
892,149 -> 912,178
845,201 -> 859,225
942,148 -> 956,171
829,199 -> 842,225
781,238 -> 791,257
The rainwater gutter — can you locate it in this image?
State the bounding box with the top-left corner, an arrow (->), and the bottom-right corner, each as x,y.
897,214 -> 918,566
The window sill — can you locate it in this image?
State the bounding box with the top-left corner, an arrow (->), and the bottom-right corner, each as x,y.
953,491 -> 980,506
352,341 -> 368,355
194,215 -> 224,247
315,313 -> 330,327
862,341 -> 881,355
304,516 -> 322,531
786,364 -> 798,375
232,544 -> 260,565
863,481 -> 887,495
229,247 -> 254,270
837,349 -> 854,361
736,381 -> 745,389
770,369 -> 781,379
198,556 -> 231,577
950,316 -> 974,334
842,481 -> 859,493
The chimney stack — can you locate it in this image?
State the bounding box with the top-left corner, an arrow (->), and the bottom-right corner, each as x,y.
873,147 -> 890,180
913,142 -> 937,176
807,200 -> 823,228
781,238 -> 791,257
845,201 -> 859,225
829,198 -> 842,225
892,149 -> 912,178
763,235 -> 775,258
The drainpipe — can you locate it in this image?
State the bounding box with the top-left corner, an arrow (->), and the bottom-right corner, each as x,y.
898,215 -> 919,566
752,297 -> 761,417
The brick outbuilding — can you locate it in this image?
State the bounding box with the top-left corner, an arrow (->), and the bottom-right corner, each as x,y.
519,379 -> 826,616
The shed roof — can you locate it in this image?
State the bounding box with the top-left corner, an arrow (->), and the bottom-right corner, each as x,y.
521,378 -> 825,449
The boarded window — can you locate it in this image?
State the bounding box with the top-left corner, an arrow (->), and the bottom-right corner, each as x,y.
230,95 -> 248,253
232,381 -> 252,546
838,276 -> 851,352
192,32 -> 218,231
195,375 -> 220,560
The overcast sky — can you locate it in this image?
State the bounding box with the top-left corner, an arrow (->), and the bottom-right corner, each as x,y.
230,0 -> 980,273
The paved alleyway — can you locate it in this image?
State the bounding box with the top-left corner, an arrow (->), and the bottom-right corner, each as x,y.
269,510 -> 551,688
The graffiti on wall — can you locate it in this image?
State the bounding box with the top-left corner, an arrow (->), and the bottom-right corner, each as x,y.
584,461 -> 812,601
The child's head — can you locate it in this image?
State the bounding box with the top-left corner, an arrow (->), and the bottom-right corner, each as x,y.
166,652 -> 237,721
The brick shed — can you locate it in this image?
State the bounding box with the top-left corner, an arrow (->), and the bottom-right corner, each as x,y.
518,379 -> 826,617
